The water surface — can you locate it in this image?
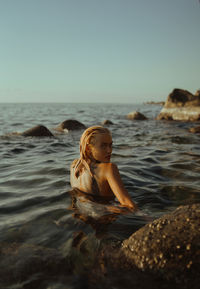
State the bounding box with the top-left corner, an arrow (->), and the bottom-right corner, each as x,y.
0,103 -> 200,288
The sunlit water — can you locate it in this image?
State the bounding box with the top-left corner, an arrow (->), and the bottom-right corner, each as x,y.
0,103 -> 200,288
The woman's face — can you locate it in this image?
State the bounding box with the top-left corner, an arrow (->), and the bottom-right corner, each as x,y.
88,133 -> 112,163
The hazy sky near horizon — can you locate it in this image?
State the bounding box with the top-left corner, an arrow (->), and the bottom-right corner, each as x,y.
0,0 -> 200,103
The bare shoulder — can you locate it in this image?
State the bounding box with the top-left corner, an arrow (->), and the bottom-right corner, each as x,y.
98,162 -> 119,174
99,162 -> 118,168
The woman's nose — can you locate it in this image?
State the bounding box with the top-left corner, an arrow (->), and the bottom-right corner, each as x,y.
107,146 -> 112,153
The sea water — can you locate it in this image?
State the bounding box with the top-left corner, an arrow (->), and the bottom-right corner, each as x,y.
0,102 -> 200,288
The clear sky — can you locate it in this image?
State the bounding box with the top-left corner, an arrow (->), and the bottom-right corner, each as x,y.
0,0 -> 200,103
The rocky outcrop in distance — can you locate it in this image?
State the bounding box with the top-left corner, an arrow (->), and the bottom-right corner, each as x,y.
127,111 -> 147,120
157,88 -> 200,121
145,101 -> 165,105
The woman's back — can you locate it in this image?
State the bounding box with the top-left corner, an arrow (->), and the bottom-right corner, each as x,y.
70,160 -> 114,197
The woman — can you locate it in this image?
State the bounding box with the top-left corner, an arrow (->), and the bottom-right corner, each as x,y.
70,126 -> 137,212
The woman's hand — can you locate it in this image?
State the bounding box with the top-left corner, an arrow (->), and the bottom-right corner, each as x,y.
106,204 -> 132,214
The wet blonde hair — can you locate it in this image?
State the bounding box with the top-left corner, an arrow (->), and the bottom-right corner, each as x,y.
73,126 -> 111,178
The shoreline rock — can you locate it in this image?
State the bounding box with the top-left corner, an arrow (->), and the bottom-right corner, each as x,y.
157,88 -> 200,121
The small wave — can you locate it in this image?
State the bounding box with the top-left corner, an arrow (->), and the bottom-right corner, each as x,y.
34,167 -> 67,176
0,191 -> 69,215
170,136 -> 194,144
10,148 -> 26,154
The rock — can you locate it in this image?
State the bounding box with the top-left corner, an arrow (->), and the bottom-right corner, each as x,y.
195,89 -> 200,97
127,111 -> 147,120
56,119 -> 86,132
145,101 -> 165,105
165,89 -> 200,107
157,89 -> 200,121
21,125 -> 54,137
189,126 -> 200,133
101,120 -> 114,125
91,203 -> 200,289
0,243 -> 70,286
121,203 -> 200,286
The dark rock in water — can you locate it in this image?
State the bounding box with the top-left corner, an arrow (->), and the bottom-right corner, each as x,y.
21,125 -> 54,137
101,119 -> 114,125
127,111 -> 147,120
90,204 -> 200,289
189,126 -> 200,133
0,243 -> 71,287
56,119 -> 86,132
157,88 -> 200,121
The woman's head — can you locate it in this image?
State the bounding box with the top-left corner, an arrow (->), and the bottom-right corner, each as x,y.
80,126 -> 112,163
73,126 -> 112,177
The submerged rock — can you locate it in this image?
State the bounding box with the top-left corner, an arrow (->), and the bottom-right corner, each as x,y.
127,111 -> 147,120
56,119 -> 86,132
157,89 -> 200,121
189,126 -> 200,133
21,125 -> 54,137
0,243 -> 71,287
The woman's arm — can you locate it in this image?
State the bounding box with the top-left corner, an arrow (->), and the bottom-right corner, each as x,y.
105,163 -> 138,211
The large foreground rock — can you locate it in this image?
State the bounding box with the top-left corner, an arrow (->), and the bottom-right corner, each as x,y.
122,203 -> 200,286
91,203 -> 200,289
157,88 -> 200,121
56,119 -> 86,132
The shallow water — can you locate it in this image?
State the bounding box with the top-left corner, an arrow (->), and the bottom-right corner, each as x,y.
0,103 -> 200,288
